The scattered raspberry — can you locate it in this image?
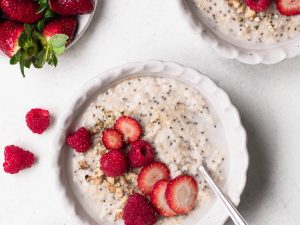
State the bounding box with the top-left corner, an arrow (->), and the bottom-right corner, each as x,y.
3,145 -> 35,174
102,128 -> 124,150
138,162 -> 170,195
245,0 -> 272,12
26,108 -> 50,134
100,150 -> 127,177
128,140 -> 155,168
165,175 -> 198,214
67,127 -> 91,152
114,116 -> 142,143
123,193 -> 157,225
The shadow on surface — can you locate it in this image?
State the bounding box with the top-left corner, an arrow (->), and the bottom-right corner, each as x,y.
224,101 -> 272,224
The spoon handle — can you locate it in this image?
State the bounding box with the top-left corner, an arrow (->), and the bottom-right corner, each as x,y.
199,166 -> 248,225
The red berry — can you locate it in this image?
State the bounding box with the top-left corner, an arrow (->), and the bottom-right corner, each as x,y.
138,162 -> 170,195
114,116 -> 142,143
128,140 -> 155,168
3,145 -> 35,174
67,127 -> 91,152
100,150 -> 127,177
0,0 -> 43,24
102,128 -> 124,150
42,17 -> 78,45
0,20 -> 24,58
123,193 -> 157,225
26,108 -> 50,134
49,0 -> 94,16
244,0 -> 272,12
151,180 -> 177,217
277,0 -> 300,16
165,175 -> 198,214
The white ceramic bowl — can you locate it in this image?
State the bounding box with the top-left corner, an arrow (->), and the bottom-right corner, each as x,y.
0,0 -> 99,59
53,60 -> 249,225
180,0 -> 300,64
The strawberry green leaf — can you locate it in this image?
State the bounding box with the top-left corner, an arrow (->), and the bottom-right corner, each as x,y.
37,20 -> 45,32
44,9 -> 56,18
48,34 -> 69,48
53,46 -> 66,55
10,51 -> 21,65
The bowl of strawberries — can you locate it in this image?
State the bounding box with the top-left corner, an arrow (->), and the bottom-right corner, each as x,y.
0,0 -> 98,76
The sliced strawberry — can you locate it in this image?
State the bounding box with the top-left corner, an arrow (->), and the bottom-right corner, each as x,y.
138,162 -> 170,195
165,175 -> 198,214
0,0 -> 43,24
114,116 -> 142,143
0,20 -> 24,57
277,0 -> 300,16
151,180 -> 177,217
102,128 -> 123,150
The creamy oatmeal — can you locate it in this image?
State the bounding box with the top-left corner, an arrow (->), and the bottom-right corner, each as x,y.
193,0 -> 300,44
72,77 -> 225,224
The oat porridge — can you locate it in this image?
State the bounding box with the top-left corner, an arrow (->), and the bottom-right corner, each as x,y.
69,77 -> 225,225
193,0 -> 300,45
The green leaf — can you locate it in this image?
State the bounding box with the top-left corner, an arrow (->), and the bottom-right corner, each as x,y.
52,53 -> 58,67
10,51 -> 21,65
48,34 -> 69,48
37,19 -> 45,32
44,9 -> 56,18
36,4 -> 47,14
19,55 -> 26,77
24,24 -> 33,37
52,46 -> 65,55
33,49 -> 47,68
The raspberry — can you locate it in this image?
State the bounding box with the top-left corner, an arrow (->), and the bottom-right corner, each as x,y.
67,127 -> 91,152
123,193 -> 157,225
100,150 -> 127,177
245,0 -> 272,12
26,108 -> 50,134
128,140 -> 155,168
3,145 -> 35,174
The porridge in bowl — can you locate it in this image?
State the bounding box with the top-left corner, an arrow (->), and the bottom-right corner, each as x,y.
192,0 -> 300,45
68,77 -> 226,225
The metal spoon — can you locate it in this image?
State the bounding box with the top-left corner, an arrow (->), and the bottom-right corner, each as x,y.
199,166 -> 248,225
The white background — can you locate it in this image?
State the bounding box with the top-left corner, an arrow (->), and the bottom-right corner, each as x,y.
0,0 -> 299,224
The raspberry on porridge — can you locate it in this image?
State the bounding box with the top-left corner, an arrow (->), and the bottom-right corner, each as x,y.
72,77 -> 225,224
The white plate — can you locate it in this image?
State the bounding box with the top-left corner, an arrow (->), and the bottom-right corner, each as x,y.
0,0 -> 99,59
180,0 -> 300,64
53,60 -> 249,225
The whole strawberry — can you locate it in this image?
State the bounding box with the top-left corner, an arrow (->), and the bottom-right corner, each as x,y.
43,17 -> 78,45
67,127 -> 91,153
0,20 -> 24,57
49,0 -> 94,16
3,145 -> 35,174
26,108 -> 50,134
0,0 -> 43,24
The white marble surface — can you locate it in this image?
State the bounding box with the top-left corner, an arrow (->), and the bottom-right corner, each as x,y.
0,0 -> 299,225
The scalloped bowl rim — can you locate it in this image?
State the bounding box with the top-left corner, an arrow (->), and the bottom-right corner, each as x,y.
53,60 -> 249,225
180,0 -> 300,65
